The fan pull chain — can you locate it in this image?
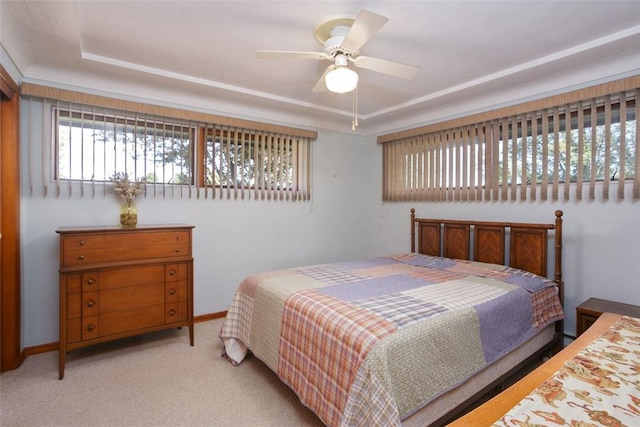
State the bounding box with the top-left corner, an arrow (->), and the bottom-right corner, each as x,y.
352,87 -> 359,131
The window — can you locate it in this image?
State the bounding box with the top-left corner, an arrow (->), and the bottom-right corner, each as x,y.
20,83 -> 315,200
56,108 -> 194,184
380,79 -> 638,202
199,125 -> 310,200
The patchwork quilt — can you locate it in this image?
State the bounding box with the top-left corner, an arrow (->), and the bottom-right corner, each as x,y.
219,253 -> 564,427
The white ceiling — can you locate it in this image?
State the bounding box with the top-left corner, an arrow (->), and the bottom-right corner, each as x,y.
2,1 -> 639,136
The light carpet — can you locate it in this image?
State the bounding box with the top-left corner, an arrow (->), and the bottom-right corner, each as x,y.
0,319 -> 324,427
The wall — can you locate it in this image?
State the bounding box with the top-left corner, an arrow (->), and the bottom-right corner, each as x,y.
363,142 -> 640,338
20,126 -> 369,347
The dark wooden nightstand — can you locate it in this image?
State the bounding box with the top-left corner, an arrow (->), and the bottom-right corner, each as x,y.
576,298 -> 640,337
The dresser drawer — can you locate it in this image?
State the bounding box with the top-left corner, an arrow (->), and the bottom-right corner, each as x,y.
99,305 -> 166,336
98,265 -> 165,290
61,230 -> 191,267
82,316 -> 99,340
100,282 -> 165,312
165,277 -> 188,304
166,300 -> 188,323
577,313 -> 599,336
165,263 -> 188,282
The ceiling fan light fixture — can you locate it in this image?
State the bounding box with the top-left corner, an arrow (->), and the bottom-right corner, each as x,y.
325,66 -> 358,94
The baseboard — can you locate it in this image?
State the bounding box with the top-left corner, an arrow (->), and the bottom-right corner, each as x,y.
24,342 -> 58,356
195,311 -> 227,322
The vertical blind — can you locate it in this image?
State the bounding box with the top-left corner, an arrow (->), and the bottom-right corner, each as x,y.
381,78 -> 639,202
199,123 -> 311,201
20,84 -> 316,201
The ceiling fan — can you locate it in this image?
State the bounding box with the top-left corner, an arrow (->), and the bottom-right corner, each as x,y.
256,9 -> 421,94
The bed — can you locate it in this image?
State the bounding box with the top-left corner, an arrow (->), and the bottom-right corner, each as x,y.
219,209 -> 565,426
449,312 -> 640,426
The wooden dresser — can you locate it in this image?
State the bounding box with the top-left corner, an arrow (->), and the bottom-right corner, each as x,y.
56,224 -> 194,379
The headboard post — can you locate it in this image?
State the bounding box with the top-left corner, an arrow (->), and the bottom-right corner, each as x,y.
410,208 -> 416,253
554,210 -> 564,305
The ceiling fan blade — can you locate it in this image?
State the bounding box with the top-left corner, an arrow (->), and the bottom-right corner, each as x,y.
312,64 -> 335,93
256,50 -> 329,60
340,9 -> 388,53
353,56 -> 420,80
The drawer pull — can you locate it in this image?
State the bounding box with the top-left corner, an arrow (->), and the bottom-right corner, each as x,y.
78,240 -> 85,246
176,236 -> 182,241
169,269 -> 176,276
86,300 -> 96,308
169,288 -> 176,295
175,248 -> 181,253
86,323 -> 96,332
169,309 -> 176,316
78,255 -> 85,260
86,278 -> 95,285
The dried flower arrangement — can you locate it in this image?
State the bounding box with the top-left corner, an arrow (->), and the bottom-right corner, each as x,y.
110,172 -> 146,203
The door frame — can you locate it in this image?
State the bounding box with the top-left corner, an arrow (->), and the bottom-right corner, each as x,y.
1,63 -> 24,372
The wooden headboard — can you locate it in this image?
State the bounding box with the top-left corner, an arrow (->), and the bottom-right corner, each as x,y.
411,209 -> 564,305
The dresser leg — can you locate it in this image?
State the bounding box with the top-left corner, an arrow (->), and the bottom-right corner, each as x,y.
59,350 -> 65,380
